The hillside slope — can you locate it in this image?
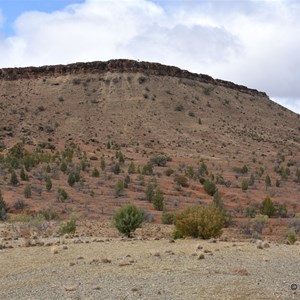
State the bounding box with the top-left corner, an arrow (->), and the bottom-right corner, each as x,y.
0,59 -> 299,231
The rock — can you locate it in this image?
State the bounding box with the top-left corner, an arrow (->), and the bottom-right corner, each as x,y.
64,285 -> 77,291
51,246 -> 59,254
101,258 -> 112,263
257,241 -> 263,249
198,254 -> 205,260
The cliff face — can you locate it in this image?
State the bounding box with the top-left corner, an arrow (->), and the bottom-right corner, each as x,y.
0,59 -> 267,98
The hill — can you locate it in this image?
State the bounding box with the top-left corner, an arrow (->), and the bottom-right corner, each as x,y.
0,59 -> 299,239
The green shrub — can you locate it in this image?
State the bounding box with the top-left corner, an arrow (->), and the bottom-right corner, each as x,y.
114,180 -> 124,197
113,203 -> 144,237
162,211 -> 175,224
68,173 -> 76,186
145,184 -> 154,202
92,167 -> 100,177
100,157 -> 106,171
261,196 -> 275,217
39,208 -> 58,221
45,176 -> 52,192
265,175 -> 271,188
165,168 -> 174,176
212,191 -> 224,210
128,162 -> 136,174
124,175 -> 130,188
174,175 -> 189,187
287,228 -> 297,244
246,202 -> 256,218
0,191 -> 7,221
175,205 -> 224,239
24,184 -> 32,198
57,187 -> 68,202
60,161 -> 68,173
241,179 -> 248,192
59,217 -> 76,234
153,188 -> 164,211
10,171 -> 19,186
149,155 -> 171,167
203,180 -> 216,196
251,215 -> 268,234
112,163 -> 121,175
20,167 -> 29,181
142,163 -> 153,175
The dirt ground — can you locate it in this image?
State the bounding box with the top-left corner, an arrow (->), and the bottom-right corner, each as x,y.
1,221 -> 300,300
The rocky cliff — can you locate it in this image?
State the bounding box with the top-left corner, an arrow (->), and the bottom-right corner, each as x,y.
0,59 -> 268,98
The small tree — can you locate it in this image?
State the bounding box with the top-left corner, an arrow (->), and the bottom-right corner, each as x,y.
68,173 -> 76,186
112,163 -> 121,175
261,196 -> 275,217
153,188 -> 164,211
100,157 -> 106,171
20,167 -> 28,181
10,171 -> 19,186
212,191 -> 224,210
60,161 -> 68,173
114,180 -> 124,197
45,177 -> 52,192
145,184 -> 154,202
24,184 -> 32,198
113,203 -> 144,237
241,179 -> 248,192
249,174 -> 255,186
128,162 -> 136,174
265,175 -> 271,189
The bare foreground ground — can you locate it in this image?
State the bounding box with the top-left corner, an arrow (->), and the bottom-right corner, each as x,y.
0,222 -> 300,300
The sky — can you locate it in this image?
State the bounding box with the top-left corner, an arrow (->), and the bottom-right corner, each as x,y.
0,0 -> 299,114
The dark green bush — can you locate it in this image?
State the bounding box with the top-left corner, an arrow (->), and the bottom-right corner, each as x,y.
68,173 -> 76,186
203,180 -> 216,196
142,163 -> 153,175
24,184 -> 32,198
145,184 -> 154,202
57,187 -> 68,202
113,203 -> 144,237
92,167 -> 100,177
153,188 -> 164,211
128,162 -> 136,174
10,171 -> 19,186
260,196 -> 275,217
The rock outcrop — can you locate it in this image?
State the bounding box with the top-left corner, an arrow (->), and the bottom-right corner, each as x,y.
0,59 -> 268,98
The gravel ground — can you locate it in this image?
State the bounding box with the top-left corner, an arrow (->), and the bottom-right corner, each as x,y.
1,237 -> 300,300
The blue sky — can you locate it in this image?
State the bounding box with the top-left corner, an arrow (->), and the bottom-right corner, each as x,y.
0,0 -> 84,36
0,0 -> 300,114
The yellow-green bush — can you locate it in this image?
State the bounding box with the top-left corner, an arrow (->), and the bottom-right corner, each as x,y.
174,205 -> 224,239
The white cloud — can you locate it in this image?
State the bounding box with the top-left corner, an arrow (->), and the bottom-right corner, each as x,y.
0,0 -> 300,113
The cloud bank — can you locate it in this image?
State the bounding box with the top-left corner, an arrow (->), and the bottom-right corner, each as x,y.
0,0 -> 299,113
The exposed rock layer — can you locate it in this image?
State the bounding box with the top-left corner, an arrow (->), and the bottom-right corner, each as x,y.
0,59 -> 267,98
